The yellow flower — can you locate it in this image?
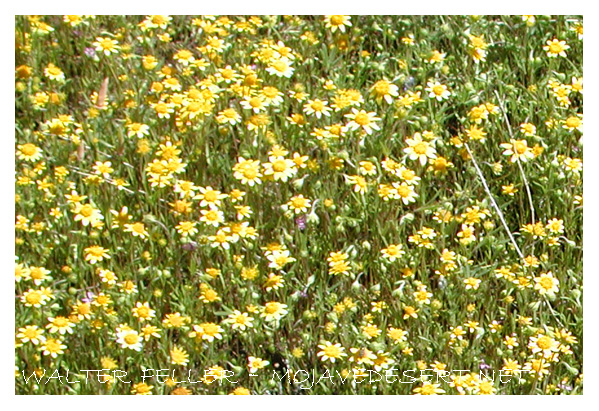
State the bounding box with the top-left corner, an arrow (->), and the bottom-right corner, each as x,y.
500,139 -> 534,162
16,143 -> 43,162
285,194 -> 311,214
426,81 -> 451,101
534,271 -> 560,296
317,341 -> 347,362
44,63 -> 65,82
170,346 -> 189,366
370,80 -> 399,104
176,221 -> 198,237
563,114 -> 583,132
414,381 -> 445,395
543,38 -> 569,58
131,382 -> 153,395
344,108 -> 381,135
248,356 -> 270,373
84,245 -> 110,264
124,222 -> 149,239
381,244 -> 405,262
404,132 -> 437,165
324,15 -> 352,33
40,338 -> 67,358
93,36 -> 120,56
260,301 -> 288,322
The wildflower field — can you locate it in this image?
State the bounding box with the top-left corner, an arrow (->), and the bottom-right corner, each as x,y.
14,15 -> 583,395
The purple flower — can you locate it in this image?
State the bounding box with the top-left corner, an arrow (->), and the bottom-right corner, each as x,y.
182,241 -> 198,251
295,215 -> 307,230
81,291 -> 95,304
84,47 -> 97,58
479,359 -> 492,370
557,383 -> 573,392
403,76 -> 416,91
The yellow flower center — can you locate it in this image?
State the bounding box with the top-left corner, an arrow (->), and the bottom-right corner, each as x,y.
131,223 -> 146,234
96,295 -> 109,305
171,95 -> 184,105
243,168 -> 258,179
152,15 -> 168,25
21,143 -> 37,156
330,15 -> 345,26
531,360 -> 544,372
24,328 -> 38,338
536,336 -> 552,350
262,87 -> 278,98
413,142 -> 428,155
29,268 -> 43,279
250,114 -> 269,126
223,109 -> 237,118
177,50 -> 192,60
566,117 -> 581,128
203,190 -> 218,202
124,333 -> 139,345
79,205 -> 94,217
432,85 -> 445,95
214,232 -> 227,242
47,67 -> 62,76
514,141 -> 528,154
203,289 -> 218,301
273,61 -> 287,72
549,42 -> 564,53
420,384 -> 436,395
202,323 -> 219,335
375,83 -> 392,98
26,292 -> 42,304
54,317 -> 68,327
354,113 -> 370,125
396,185 -> 411,198
234,315 -> 248,325
539,277 -> 554,290
272,160 -> 287,172
249,97 -> 262,108
434,158 -> 447,170
470,37 -> 486,49
221,68 -> 234,79
274,256 -> 288,267
45,339 -> 60,352
186,101 -> 201,113
387,246 -> 400,256
100,39 -> 114,50
478,380 -> 493,394
208,38 -> 221,48
180,222 -> 193,231
291,197 -> 307,208
324,345 -> 341,357
204,210 -> 219,221
77,303 -> 91,315
311,100 -> 324,111
522,124 -> 534,134
265,303 -> 279,314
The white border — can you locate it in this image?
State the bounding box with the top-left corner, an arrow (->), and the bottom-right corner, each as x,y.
3,3 -> 594,409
